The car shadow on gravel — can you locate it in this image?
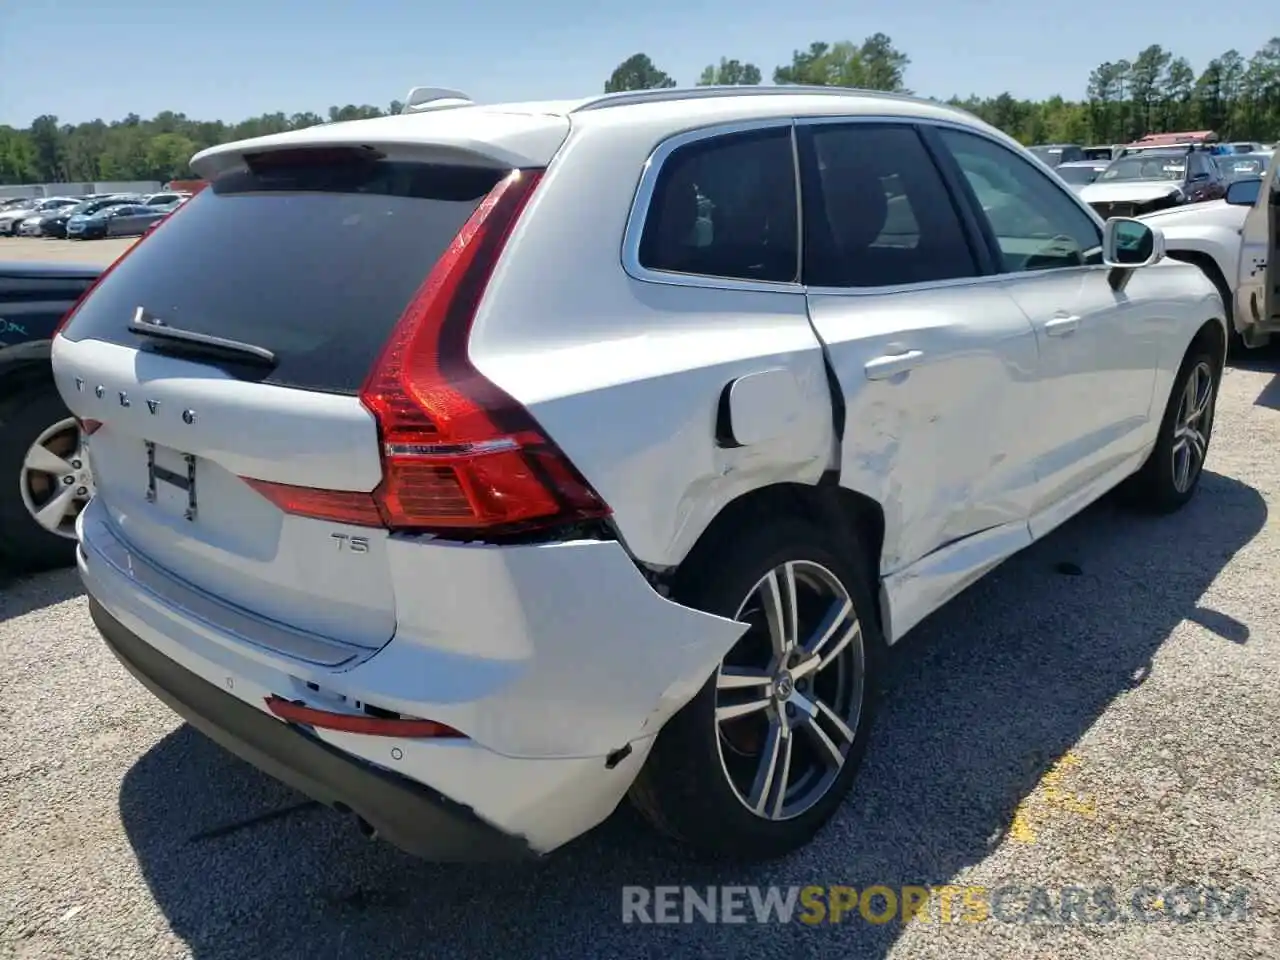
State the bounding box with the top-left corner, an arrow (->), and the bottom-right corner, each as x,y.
118,470 -> 1267,960
0,566 -> 83,623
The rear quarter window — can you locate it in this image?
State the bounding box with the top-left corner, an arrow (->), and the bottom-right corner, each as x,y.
60,157 -> 505,394
637,127 -> 799,284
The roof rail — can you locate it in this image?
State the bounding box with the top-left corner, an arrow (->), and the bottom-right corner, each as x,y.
571,84 -> 929,113
400,87 -> 474,114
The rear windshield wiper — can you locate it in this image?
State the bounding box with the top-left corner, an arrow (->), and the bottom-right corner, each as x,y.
128,306 -> 277,367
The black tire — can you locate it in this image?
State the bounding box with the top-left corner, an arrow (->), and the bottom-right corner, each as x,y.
0,382 -> 85,572
1118,342 -> 1220,514
628,517 -> 881,861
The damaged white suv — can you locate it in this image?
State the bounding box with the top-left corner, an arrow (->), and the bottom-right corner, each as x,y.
52,85 -> 1226,862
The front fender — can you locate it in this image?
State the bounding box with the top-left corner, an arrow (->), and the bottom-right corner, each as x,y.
1160,229 -> 1242,295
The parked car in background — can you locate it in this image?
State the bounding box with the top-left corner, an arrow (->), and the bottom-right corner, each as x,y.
1028,143 -> 1084,166
142,191 -> 190,207
0,197 -> 82,236
66,199 -> 155,240
36,195 -> 139,239
51,85 -> 1227,865
1138,175 -> 1267,351
19,204 -> 81,237
0,261 -> 101,571
1080,147 -> 1228,218
141,212 -> 172,237
1054,159 -> 1110,192
100,203 -> 177,238
1227,141 -> 1265,155
1221,152 -> 1270,182
1082,144 -> 1120,161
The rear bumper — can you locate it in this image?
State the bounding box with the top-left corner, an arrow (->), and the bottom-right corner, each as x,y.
76,497 -> 746,853
91,596 -> 535,862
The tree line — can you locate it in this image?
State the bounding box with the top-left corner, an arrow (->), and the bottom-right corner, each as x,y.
2,36 -> 1278,186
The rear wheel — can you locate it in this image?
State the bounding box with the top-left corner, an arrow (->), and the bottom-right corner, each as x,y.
0,383 -> 94,571
629,518 -> 879,860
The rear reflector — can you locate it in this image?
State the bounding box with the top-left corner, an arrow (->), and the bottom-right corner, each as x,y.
264,695 -> 463,738
241,166 -> 612,535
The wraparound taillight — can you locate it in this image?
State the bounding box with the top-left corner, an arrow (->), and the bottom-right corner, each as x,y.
241,167 -> 612,536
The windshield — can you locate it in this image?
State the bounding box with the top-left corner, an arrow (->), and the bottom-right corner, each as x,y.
1099,156 -> 1185,183
1056,165 -> 1100,185
1229,158 -> 1267,177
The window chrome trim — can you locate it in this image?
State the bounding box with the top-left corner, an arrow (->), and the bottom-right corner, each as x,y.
620,118 -> 804,293
621,112 -> 1114,299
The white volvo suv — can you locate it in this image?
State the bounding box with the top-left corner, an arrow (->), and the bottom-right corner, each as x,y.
51,86 -> 1226,863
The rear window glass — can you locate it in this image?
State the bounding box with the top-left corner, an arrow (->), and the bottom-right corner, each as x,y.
60,157 -> 505,394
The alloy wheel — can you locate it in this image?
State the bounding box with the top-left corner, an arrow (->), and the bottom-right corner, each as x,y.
715,560 -> 866,821
1171,361 -> 1214,494
19,417 -> 94,540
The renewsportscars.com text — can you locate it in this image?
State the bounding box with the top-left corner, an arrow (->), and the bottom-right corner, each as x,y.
621,884 -> 1251,925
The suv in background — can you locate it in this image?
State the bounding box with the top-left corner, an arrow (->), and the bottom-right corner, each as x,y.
0,262 -> 101,570
1080,147 -> 1228,218
1028,143 -> 1084,167
52,86 -> 1226,863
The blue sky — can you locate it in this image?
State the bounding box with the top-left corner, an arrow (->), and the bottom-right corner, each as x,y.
0,0 -> 1263,126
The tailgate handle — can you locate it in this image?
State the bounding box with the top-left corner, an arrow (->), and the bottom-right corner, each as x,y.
864,349 -> 924,381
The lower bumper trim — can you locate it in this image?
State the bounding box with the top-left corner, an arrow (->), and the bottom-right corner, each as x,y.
90,597 -> 537,862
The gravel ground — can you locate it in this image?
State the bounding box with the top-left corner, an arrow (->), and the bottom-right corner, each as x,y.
1,337 -> 1278,958
0,236 -> 135,265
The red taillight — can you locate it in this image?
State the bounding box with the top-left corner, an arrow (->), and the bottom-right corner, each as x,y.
264,696 -> 464,738
52,196 -> 193,338
244,167 -> 612,535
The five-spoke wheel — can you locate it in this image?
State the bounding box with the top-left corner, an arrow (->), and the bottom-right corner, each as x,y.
1171,360 -> 1214,494
715,560 -> 865,822
629,518 -> 879,860
20,416 -> 94,540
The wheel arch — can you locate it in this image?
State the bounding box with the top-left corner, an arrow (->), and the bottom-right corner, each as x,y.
666,478 -> 888,634
1188,315 -> 1228,373
0,340 -> 54,404
1165,248 -> 1233,326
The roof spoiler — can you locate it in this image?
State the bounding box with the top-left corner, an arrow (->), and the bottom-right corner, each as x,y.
401,87 -> 474,114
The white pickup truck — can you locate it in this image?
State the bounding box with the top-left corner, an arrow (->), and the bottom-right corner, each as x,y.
1137,151 -> 1278,350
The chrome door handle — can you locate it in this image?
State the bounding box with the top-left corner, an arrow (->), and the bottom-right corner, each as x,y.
864,349 -> 924,380
1044,314 -> 1081,337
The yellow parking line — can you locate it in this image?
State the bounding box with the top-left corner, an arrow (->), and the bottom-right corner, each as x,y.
1008,751 -> 1096,843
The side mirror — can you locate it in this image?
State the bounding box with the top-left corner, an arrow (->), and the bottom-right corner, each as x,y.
1225,177 -> 1262,206
1102,218 -> 1164,268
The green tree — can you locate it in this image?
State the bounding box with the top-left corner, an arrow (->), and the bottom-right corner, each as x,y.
1129,44 -> 1172,135
697,58 -> 762,86
1161,57 -> 1196,130
604,54 -> 677,93
859,33 -> 910,92
773,36 -> 909,91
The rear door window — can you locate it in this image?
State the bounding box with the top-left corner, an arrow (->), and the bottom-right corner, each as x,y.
60,154 -> 506,394
799,123 -> 979,287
